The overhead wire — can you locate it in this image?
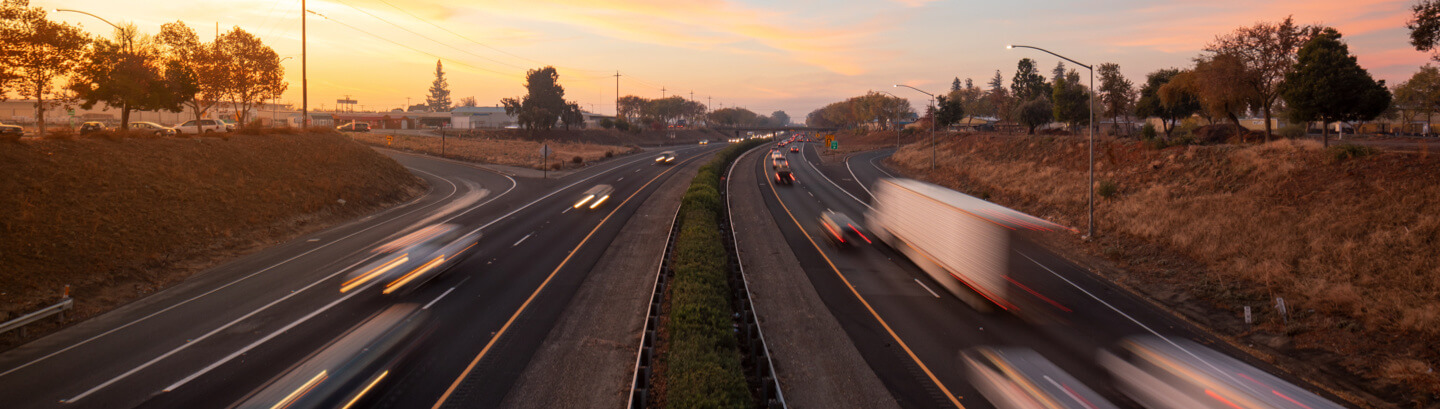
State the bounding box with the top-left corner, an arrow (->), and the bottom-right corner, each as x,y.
307,11 -> 519,80
331,0 -> 530,71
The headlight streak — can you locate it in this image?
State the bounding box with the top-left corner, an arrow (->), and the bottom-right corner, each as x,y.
383,255 -> 446,294
340,255 -> 410,293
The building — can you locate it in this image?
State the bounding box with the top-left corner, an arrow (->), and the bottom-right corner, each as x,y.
451,106 -> 514,129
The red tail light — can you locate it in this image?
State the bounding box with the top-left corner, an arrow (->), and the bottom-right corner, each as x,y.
848,224 -> 872,244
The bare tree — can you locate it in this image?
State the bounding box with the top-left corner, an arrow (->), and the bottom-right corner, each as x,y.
0,1 -> 89,136
1204,16 -> 1317,140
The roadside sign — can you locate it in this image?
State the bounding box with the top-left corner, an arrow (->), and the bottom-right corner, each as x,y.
386,135 -> 393,145
830,140 -> 838,150
539,144 -> 551,157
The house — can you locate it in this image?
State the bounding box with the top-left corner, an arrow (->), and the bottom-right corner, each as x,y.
451,106 -> 514,129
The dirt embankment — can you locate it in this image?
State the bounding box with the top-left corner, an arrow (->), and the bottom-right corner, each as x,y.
351,132 -> 643,171
0,133 -> 424,346
887,133 -> 1440,407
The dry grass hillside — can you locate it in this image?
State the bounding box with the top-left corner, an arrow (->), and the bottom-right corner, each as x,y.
350,133 -> 640,170
888,133 -> 1439,407
0,133 -> 423,346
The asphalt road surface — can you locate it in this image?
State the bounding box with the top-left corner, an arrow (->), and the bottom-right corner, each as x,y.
742,142 -> 1352,409
0,143 -> 724,409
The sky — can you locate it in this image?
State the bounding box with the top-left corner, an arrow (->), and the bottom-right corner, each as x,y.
36,0 -> 1436,121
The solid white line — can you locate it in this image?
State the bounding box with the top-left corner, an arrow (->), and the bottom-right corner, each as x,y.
913,279 -> 941,298
870,155 -> 898,178
561,207 -> 572,214
423,287 -> 457,310
512,233 -> 533,247
803,149 -> 873,211
617,177 -> 624,181
69,253 -> 384,402
0,167 -> 462,380
159,279 -> 379,393
847,154 -> 876,200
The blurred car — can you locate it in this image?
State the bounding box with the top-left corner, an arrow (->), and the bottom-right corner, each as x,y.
790,146 -> 800,153
962,347 -> 1118,409
819,210 -> 871,247
0,123 -> 23,138
774,163 -> 793,185
771,156 -> 788,170
340,223 -> 481,295
1100,335 -> 1345,409
770,149 -> 783,160
130,121 -> 177,136
698,139 -> 709,145
573,184 -> 615,210
338,122 -> 371,132
174,119 -> 229,134
79,121 -> 108,135
655,151 -> 677,165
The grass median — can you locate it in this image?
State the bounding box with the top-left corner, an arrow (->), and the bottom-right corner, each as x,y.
658,138 -> 766,408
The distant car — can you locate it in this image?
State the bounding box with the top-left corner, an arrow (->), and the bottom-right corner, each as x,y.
337,122 -> 371,132
698,139 -> 709,145
0,123 -> 22,138
770,149 -> 784,160
771,156 -> 788,170
819,210 -> 871,247
574,184 -> 616,210
174,119 -> 229,134
340,223 -> 481,295
790,146 -> 800,153
655,151 -> 677,165
130,121 -> 177,136
79,121 -> 108,135
774,163 -> 794,185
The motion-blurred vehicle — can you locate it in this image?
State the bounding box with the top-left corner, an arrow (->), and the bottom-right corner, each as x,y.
340,223 -> 481,295
0,123 -> 22,137
790,146 -> 800,153
961,347 -> 1118,409
573,184 -> 615,210
774,163 -> 794,185
770,149 -> 783,160
698,139 -> 709,145
819,210 -> 870,247
130,121 -> 177,136
79,121 -> 108,135
337,122 -> 371,132
655,151 -> 677,164
234,304 -> 428,409
867,178 -> 1067,313
1100,336 -> 1344,409
771,156 -> 788,170
174,119 -> 229,134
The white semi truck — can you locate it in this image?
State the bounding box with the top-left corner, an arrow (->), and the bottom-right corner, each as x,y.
867,178 -> 1068,313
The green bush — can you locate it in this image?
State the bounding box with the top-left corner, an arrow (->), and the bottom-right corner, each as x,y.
1140,123 -> 1157,140
1278,124 -> 1306,139
1097,180 -> 1119,198
1327,143 -> 1379,161
571,155 -> 583,164
599,118 -> 615,129
662,138 -> 766,408
615,119 -> 631,131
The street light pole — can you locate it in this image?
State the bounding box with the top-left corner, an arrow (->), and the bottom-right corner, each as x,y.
895,84 -> 937,170
302,0 -> 309,130
1008,44 -> 1096,239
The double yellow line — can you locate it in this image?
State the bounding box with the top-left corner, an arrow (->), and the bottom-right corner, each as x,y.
430,152 -> 706,408
762,154 -> 966,408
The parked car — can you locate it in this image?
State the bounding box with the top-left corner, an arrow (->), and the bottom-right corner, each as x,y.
79,121 -> 108,135
337,122 -> 371,132
0,123 -> 23,138
174,119 -> 230,134
130,121 -> 177,136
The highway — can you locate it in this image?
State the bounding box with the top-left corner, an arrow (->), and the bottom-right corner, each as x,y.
0,143 -> 724,409
739,141 -> 1351,409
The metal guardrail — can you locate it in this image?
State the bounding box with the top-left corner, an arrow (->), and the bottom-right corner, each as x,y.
1,294 -> 73,337
626,202 -> 684,408
721,147 -> 787,408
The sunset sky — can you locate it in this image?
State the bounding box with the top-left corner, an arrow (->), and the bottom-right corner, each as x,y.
38,0 -> 1435,120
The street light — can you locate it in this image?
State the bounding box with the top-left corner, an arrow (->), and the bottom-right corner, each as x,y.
894,84 -> 937,170
1008,44 -> 1096,239
55,9 -> 128,50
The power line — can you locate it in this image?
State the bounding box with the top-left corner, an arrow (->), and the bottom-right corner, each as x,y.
308,10 -> 518,79
332,0 -> 529,72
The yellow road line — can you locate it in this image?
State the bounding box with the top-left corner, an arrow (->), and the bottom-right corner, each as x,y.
430,153 -> 703,408
763,158 -> 966,408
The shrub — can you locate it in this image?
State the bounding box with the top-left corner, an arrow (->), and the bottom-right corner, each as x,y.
605,150 -> 614,158
1278,124 -> 1306,139
1141,123 -> 1157,140
614,120 -> 631,132
571,155 -> 583,164
1327,143 -> 1378,161
599,118 -> 614,129
549,162 -> 562,170
1097,180 -> 1119,198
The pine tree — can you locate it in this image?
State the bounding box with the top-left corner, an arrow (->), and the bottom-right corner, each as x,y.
952,77 -> 961,92
426,60 -> 451,112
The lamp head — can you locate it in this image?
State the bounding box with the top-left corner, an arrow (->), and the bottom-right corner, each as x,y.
1006,45 -> 1014,49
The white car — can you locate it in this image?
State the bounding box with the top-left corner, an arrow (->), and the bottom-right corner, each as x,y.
174,119 -> 232,134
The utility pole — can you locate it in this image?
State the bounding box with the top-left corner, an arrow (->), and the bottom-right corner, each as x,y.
707,96 -> 711,111
689,91 -> 694,102
301,0 -> 308,129
614,70 -> 621,119
661,86 -> 666,99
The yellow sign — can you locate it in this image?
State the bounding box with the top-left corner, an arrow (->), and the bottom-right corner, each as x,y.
386,135 -> 394,146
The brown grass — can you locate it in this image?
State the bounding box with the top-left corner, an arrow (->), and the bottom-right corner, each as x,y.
888,133 -> 1440,405
0,133 -> 423,349
349,133 -> 640,170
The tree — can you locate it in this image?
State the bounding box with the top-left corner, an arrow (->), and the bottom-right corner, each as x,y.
1392,65 -> 1440,132
214,27 -> 285,126
708,107 -> 759,126
1011,58 -> 1049,102
951,77 -> 961,92
560,102 -> 584,130
500,66 -> 577,131
1182,52 -> 1260,140
1051,61 -> 1067,83
71,24 -> 184,130
1015,97 -> 1053,134
1098,63 -> 1136,136
1052,69 -> 1089,132
426,60 -> 451,112
934,94 -> 965,129
459,96 -> 477,107
771,110 -> 790,126
617,95 -> 647,120
1282,28 -> 1391,147
1135,68 -> 1199,138
1409,1 -> 1440,61
986,70 -> 1010,120
1206,16 -> 1318,140
156,21 -> 223,126
1,1 -> 88,136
